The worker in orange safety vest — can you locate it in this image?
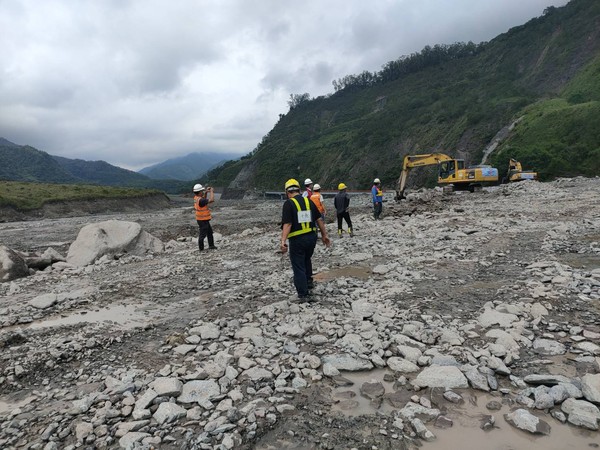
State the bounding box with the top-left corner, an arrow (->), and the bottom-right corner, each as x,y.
193,183 -> 217,252
310,184 -> 326,222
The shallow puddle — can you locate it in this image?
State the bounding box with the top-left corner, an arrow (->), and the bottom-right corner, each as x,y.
329,370 -> 597,449
331,369 -> 402,415
0,394 -> 36,415
4,303 -> 154,332
424,392 -> 597,450
559,253 -> 600,270
545,355 -> 578,378
314,266 -> 371,281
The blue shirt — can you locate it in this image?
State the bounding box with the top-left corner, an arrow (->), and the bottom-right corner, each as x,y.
372,185 -> 383,203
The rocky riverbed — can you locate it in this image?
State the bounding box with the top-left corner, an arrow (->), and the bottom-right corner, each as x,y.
1,178 -> 599,449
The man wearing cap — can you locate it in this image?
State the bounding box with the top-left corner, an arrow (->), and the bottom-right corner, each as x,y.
372,178 -> 383,220
302,178 -> 313,198
281,179 -> 331,302
334,182 -> 353,237
193,183 -> 217,252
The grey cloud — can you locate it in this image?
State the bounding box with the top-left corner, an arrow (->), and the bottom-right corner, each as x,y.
0,0 -> 569,169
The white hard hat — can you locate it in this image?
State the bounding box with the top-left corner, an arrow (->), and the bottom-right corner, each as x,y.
374,178 -> 381,184
313,183 -> 321,191
304,178 -> 313,185
193,183 -> 204,192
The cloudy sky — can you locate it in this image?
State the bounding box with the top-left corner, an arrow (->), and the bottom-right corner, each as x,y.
0,0 -> 568,170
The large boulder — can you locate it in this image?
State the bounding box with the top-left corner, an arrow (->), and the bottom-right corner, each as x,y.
0,245 -> 29,282
66,220 -> 164,267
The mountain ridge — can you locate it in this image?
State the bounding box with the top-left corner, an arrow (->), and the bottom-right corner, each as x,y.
202,0 -> 600,191
0,139 -> 188,193
139,151 -> 243,181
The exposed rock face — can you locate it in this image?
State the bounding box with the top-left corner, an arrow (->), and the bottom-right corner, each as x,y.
0,245 -> 29,282
66,220 -> 164,267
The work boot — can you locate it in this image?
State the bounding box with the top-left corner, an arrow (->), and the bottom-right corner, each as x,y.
337,229 -> 343,237
298,294 -> 316,304
349,227 -> 354,237
208,246 -> 217,250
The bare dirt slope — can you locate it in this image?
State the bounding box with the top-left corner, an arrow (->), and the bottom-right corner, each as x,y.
0,178 -> 599,450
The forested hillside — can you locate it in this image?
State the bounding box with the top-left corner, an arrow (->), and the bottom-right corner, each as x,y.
0,139 -> 187,193
0,139 -> 79,184
203,0 -> 600,190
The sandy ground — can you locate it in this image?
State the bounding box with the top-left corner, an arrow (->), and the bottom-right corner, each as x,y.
0,178 -> 599,449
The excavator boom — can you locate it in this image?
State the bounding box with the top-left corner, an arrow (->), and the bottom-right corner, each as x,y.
396,154 -> 454,200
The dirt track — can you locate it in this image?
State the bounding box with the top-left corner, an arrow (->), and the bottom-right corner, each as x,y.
1,178 -> 599,449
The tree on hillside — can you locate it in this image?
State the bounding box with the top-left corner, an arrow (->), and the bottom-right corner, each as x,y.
288,93 -> 311,110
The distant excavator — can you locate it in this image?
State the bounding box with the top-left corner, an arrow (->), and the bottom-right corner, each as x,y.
395,153 -> 499,201
505,158 -> 538,183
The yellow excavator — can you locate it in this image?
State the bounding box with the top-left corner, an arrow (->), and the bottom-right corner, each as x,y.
506,158 -> 537,182
395,153 -> 499,200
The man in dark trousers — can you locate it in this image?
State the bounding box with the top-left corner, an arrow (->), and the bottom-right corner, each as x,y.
280,178 -> 331,302
372,178 -> 383,220
334,182 -> 353,237
193,183 -> 217,252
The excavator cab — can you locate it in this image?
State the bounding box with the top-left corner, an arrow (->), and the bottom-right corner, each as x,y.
439,160 -> 465,180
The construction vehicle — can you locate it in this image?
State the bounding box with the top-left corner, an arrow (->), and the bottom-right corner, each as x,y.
505,158 -> 537,182
395,153 -> 499,200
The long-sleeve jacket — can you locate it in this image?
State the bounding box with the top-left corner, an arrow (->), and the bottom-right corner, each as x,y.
372,185 -> 383,203
334,192 -> 350,214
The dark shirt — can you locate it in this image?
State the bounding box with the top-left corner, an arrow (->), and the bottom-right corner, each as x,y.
334,192 -> 350,214
198,198 -> 209,207
282,194 -> 320,236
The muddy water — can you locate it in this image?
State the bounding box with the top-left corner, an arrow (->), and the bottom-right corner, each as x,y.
331,369 -> 407,416
314,266 -> 372,281
0,394 -> 36,415
559,253 -> 600,270
329,370 -> 597,449
1,303 -> 154,333
2,294 -> 209,333
424,393 -> 597,450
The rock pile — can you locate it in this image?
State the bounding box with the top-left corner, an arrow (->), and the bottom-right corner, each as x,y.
0,178 -> 599,449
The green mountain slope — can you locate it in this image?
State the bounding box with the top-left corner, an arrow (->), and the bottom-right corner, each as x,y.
0,139 -> 188,193
204,0 -> 600,190
491,55 -> 600,179
53,155 -> 150,186
0,141 -> 80,183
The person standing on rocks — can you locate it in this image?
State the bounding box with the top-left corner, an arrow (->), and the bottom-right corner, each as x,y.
193,183 -> 217,252
280,179 -> 331,302
310,184 -> 326,222
334,182 -> 353,237
302,178 -> 314,198
372,178 -> 383,220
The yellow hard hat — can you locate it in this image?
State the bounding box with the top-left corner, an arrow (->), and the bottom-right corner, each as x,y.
285,178 -> 301,191
338,182 -> 347,190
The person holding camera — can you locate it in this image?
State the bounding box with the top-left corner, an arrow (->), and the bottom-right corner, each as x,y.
193,183 -> 217,252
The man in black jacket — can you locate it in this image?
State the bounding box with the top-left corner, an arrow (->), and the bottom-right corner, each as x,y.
334,182 -> 353,237
280,178 -> 331,302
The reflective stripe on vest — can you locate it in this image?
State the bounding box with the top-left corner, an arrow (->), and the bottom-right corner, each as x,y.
194,195 -> 211,221
287,197 -> 316,238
